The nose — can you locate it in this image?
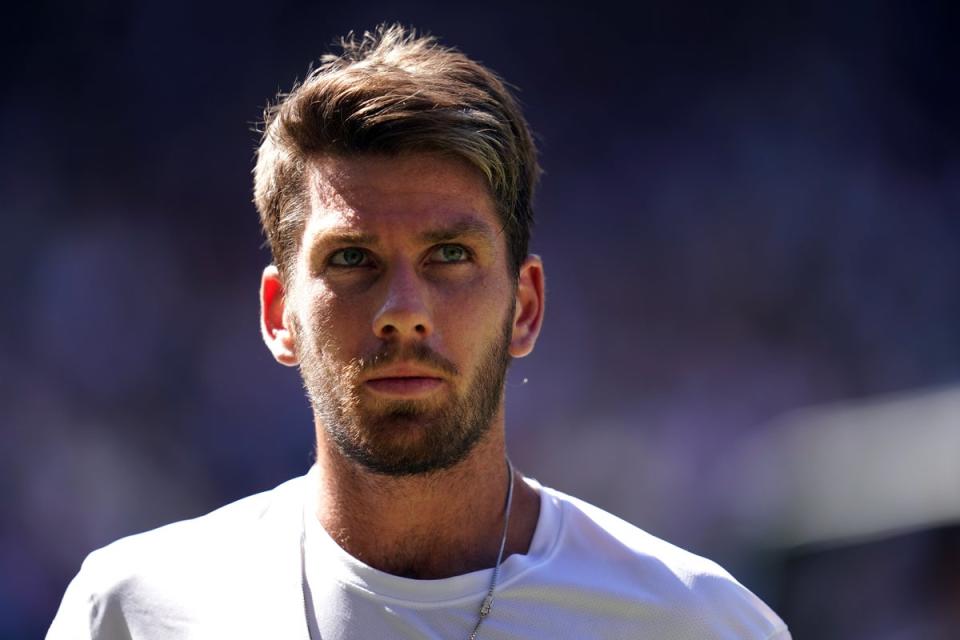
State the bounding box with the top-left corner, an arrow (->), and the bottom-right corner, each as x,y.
373,264 -> 433,340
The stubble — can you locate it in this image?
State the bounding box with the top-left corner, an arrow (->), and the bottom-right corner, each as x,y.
294,308 -> 513,476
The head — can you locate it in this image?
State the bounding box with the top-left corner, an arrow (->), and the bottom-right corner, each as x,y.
255,26 -> 544,477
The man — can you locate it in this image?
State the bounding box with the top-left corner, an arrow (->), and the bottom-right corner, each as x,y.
49,25 -> 790,639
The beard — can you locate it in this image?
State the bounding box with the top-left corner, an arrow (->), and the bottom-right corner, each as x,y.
295,308 -> 513,477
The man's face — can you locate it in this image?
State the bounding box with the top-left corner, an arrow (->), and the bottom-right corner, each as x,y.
277,153 -> 523,476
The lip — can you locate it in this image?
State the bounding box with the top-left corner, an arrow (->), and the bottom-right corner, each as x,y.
363,365 -> 447,398
364,376 -> 445,397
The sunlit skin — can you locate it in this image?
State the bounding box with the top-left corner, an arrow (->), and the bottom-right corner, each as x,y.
260,153 -> 545,578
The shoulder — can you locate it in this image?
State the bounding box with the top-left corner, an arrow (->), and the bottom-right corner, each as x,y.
47,473 -> 307,639
534,484 -> 790,639
88,472 -> 301,577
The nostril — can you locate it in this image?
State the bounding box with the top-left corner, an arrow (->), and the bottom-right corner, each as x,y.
415,324 -> 427,334
380,324 -> 397,336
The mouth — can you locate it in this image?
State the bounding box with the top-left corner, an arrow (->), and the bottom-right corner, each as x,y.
363,375 -> 445,398
362,363 -> 448,398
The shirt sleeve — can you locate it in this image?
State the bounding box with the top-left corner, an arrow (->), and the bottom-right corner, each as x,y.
46,551 -> 132,640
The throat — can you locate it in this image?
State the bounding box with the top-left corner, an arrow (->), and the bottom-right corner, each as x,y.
352,540 -> 496,580
315,458 -> 524,580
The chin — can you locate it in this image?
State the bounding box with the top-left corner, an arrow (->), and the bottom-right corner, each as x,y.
330,410 -> 489,478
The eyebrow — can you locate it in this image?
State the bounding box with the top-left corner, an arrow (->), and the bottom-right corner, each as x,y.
311,216 -> 498,251
419,217 -> 499,245
314,230 -> 378,247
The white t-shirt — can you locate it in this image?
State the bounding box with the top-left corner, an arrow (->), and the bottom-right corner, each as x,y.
48,470 -> 790,639
305,475 -> 789,639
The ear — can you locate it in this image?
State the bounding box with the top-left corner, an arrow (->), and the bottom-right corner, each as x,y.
509,255 -> 545,358
260,265 -> 299,367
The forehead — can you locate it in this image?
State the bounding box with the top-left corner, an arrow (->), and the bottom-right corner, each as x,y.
304,153 -> 500,239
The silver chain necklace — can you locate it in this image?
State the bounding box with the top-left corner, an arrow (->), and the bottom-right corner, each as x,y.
301,458 -> 516,640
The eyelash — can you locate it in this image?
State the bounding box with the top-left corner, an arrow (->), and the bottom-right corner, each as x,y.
429,244 -> 471,263
326,244 -> 472,270
328,247 -> 372,268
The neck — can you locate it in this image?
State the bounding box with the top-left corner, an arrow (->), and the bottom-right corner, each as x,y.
311,420 -> 540,579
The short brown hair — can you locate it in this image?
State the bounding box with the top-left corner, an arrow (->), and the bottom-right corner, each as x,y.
253,24 -> 540,281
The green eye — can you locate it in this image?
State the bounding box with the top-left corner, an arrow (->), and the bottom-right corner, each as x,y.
330,248 -> 368,267
434,244 -> 468,263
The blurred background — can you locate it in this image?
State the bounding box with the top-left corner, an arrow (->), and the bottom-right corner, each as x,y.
2,1 -> 959,637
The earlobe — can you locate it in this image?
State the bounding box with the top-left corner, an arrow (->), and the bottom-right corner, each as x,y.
509,255 -> 545,358
260,265 -> 300,367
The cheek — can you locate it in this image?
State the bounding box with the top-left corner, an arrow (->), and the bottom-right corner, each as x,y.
436,276 -> 513,343
303,289 -> 369,360
445,269 -> 511,305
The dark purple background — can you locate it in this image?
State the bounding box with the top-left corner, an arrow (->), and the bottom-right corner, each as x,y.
3,1 -> 959,637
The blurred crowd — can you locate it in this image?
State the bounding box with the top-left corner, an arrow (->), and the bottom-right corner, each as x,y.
2,1 -> 958,637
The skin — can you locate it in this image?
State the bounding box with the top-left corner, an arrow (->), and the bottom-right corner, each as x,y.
260,152 -> 545,578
